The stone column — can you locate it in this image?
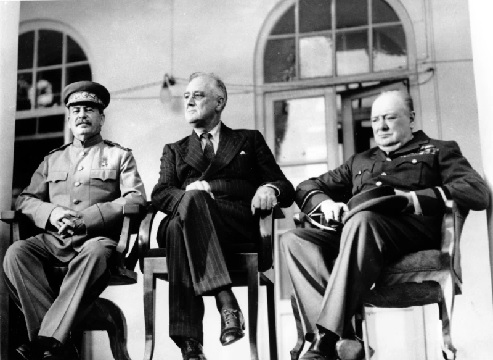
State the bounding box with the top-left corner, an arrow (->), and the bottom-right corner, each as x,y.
469,0 -> 493,304
0,1 -> 20,358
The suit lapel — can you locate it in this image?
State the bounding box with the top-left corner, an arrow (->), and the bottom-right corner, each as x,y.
203,124 -> 247,178
181,131 -> 210,173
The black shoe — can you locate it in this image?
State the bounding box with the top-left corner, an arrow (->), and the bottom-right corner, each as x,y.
180,338 -> 207,360
300,330 -> 338,360
16,342 -> 38,360
219,308 -> 245,346
37,337 -> 79,360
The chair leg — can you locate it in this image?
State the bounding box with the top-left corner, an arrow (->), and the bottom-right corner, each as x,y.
246,255 -> 259,360
266,279 -> 278,360
440,278 -> 457,360
360,306 -> 373,360
290,294 -> 305,360
143,260 -> 157,360
78,298 -> 131,360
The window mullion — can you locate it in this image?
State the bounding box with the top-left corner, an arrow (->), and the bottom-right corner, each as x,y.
332,0 -> 337,77
295,0 -> 300,81
369,0 -> 374,72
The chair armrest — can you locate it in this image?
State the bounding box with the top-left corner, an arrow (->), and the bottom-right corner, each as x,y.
0,210 -> 16,223
1,210 -> 20,243
116,204 -> 144,254
258,206 -> 284,272
137,202 -> 158,272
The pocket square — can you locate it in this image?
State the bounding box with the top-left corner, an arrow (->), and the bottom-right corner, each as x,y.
240,151 -> 246,155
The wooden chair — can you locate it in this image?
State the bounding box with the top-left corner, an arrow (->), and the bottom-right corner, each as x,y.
0,203 -> 143,360
137,204 -> 284,360
289,201 -> 465,360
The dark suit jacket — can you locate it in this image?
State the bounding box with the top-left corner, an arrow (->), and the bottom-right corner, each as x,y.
151,124 -> 294,244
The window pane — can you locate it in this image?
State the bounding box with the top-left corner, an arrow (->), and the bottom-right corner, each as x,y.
373,0 -> 399,23
271,5 -> 295,35
17,73 -> 33,111
336,30 -> 369,75
274,97 -> 327,163
18,31 -> 34,70
264,38 -> 296,83
373,26 -> 407,71
300,0 -> 332,33
14,137 -> 64,190
38,115 -> 65,134
15,118 -> 37,137
36,69 -> 62,108
336,0 -> 368,29
67,36 -> 88,63
38,30 -> 63,67
66,64 -> 92,84
300,35 -> 333,78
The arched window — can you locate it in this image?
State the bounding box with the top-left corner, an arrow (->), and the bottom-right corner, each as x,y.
263,0 -> 408,83
14,24 -> 92,190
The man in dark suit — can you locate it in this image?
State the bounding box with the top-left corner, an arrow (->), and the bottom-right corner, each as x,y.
151,72 -> 294,360
281,90 -> 489,360
3,81 -> 147,360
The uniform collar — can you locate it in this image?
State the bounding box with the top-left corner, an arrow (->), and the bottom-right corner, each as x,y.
72,134 -> 103,148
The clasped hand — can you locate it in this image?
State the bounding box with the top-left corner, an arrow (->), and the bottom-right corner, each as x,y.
49,207 -> 86,238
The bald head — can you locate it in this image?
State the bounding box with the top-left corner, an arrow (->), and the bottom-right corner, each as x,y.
371,91 -> 415,152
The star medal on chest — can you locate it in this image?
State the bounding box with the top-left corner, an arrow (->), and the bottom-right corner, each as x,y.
100,157 -> 108,168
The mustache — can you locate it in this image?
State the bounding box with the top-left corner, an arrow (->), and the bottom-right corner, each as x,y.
75,119 -> 92,125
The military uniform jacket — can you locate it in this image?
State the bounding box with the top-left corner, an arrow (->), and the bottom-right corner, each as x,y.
16,134 -> 147,252
297,130 -> 489,216
151,124 -> 294,241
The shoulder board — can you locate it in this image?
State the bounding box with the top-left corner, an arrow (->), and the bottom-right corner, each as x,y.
103,140 -> 131,151
47,143 -> 71,155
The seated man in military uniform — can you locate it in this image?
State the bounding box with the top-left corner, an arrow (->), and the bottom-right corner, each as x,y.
3,81 -> 147,360
281,90 -> 489,360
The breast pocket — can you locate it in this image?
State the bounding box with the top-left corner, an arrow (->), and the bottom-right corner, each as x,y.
90,169 -> 118,187
47,171 -> 68,198
393,155 -> 436,187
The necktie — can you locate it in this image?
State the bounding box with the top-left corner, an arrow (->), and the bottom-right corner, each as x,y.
201,132 -> 215,162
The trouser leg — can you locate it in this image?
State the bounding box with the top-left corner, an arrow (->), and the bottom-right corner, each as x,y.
280,228 -> 339,340
38,238 -> 114,343
166,215 -> 205,343
3,238 -> 58,341
317,211 -> 440,337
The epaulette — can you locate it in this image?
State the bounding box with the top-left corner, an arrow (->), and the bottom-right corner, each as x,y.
104,139 -> 131,151
47,143 -> 71,155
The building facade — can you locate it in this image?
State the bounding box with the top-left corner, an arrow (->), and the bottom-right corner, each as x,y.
3,0 -> 491,359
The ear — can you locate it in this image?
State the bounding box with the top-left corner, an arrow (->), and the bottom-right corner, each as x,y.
216,97 -> 225,111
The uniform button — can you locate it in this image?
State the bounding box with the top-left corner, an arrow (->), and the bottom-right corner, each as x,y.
75,182 -> 81,187
78,166 -> 84,171
381,172 -> 387,176
80,151 -> 86,157
412,159 -> 417,164
73,199 -> 81,205
386,158 -> 391,162
376,181 -> 382,186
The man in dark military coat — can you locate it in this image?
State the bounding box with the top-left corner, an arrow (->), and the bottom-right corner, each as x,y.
151,72 -> 294,360
3,81 -> 147,360
281,90 -> 489,360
